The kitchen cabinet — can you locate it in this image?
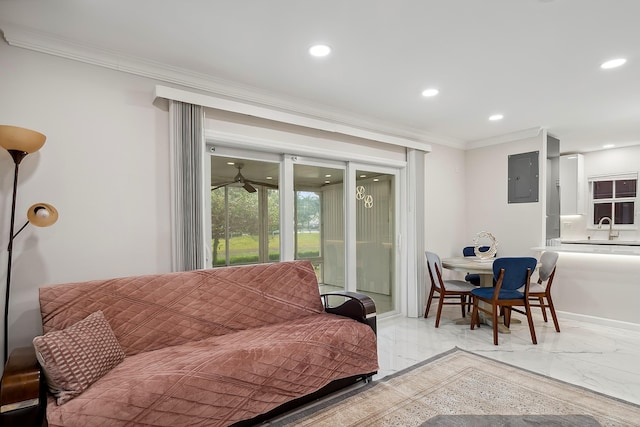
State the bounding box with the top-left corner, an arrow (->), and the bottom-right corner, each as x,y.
560,154 -> 585,215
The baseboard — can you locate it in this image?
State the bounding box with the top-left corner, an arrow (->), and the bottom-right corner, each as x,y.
557,311 -> 640,332
394,310 -> 640,332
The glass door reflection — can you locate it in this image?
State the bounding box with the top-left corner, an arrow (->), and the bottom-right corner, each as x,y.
355,171 -> 395,314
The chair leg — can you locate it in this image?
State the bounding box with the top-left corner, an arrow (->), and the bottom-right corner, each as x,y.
503,307 -> 511,327
524,301 -> 538,344
470,297 -> 479,330
546,296 -> 561,332
435,292 -> 445,328
538,296 -> 548,322
424,286 -> 435,318
460,295 -> 466,318
492,302 -> 499,345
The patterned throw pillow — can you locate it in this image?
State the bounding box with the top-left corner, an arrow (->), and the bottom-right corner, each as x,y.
32,310 -> 125,405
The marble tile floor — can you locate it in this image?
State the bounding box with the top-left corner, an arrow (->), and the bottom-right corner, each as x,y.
376,307 -> 640,406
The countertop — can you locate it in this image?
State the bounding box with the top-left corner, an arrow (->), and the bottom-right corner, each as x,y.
533,241 -> 640,256
561,239 -> 640,246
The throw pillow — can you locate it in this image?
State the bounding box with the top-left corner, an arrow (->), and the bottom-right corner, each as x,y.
32,310 -> 125,405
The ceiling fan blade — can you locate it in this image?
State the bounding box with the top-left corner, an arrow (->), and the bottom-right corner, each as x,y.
243,182 -> 257,193
212,182 -> 234,191
245,179 -> 279,189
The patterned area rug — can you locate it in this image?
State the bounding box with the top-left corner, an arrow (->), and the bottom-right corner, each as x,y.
268,348 -> 640,427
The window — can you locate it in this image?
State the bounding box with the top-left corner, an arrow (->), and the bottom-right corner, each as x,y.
210,157 -> 280,267
589,174 -> 637,226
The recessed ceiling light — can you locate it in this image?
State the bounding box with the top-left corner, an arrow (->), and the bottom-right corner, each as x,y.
601,58 -> 626,69
603,144 -> 615,149
325,174 -> 332,178
309,44 -> 331,57
226,162 -> 235,165
373,178 -> 380,182
324,180 -> 331,184
359,174 -> 367,178
421,88 -> 439,97
489,114 -> 504,121
266,176 -> 273,180
566,156 -> 577,160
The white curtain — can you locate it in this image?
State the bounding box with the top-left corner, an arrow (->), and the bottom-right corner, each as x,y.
169,101 -> 205,271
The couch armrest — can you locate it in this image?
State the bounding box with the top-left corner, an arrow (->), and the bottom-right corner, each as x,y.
1,346 -> 46,427
321,291 -> 377,334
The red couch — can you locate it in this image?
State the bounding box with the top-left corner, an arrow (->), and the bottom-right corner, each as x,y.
1,260 -> 378,426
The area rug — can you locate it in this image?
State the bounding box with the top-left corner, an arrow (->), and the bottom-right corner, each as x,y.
267,348 -> 640,427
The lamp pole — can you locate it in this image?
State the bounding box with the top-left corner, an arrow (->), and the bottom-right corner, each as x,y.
4,150 -> 27,363
4,150 -> 27,364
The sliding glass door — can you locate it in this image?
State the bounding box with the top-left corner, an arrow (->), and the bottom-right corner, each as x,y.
207,149 -> 399,315
293,162 -> 346,293
354,169 -> 396,314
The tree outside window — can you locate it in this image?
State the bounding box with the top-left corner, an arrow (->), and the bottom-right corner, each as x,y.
211,187 -> 279,266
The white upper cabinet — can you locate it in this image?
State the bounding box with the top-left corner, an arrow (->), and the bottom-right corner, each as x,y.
560,154 -> 585,215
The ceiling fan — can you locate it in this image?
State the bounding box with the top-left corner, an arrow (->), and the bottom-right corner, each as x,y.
211,163 -> 278,193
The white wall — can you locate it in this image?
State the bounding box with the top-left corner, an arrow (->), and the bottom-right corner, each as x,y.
424,143 -> 466,256
465,135 -> 545,257
0,42 -> 173,358
424,143 -> 467,290
585,144 -> 640,177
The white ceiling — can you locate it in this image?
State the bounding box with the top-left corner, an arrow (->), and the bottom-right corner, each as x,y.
1,0 -> 639,154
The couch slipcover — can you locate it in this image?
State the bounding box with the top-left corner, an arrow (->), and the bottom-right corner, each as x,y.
38,261 -> 378,426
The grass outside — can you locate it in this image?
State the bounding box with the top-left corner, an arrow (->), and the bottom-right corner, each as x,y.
213,232 -> 320,265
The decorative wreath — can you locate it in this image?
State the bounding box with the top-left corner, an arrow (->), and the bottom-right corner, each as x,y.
473,231 -> 498,259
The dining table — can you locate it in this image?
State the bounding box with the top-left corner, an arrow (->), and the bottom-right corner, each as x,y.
441,256 -> 518,334
441,256 -> 495,285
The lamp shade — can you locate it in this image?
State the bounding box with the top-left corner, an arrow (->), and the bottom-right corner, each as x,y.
0,125 -> 46,154
27,203 -> 59,227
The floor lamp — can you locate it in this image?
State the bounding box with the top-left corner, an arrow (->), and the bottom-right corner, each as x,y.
0,125 -> 58,365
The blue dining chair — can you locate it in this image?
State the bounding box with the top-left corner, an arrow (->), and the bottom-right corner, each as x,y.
462,246 -> 492,286
470,257 -> 538,345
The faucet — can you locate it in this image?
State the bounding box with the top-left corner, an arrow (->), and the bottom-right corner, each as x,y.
597,217 -> 616,240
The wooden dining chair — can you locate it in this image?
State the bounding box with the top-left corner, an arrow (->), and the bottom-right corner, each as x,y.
470,257 -> 538,345
524,251 -> 560,332
424,251 -> 477,327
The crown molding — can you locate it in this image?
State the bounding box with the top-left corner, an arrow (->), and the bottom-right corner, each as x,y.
466,127 -> 544,150
1,22 -> 463,150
